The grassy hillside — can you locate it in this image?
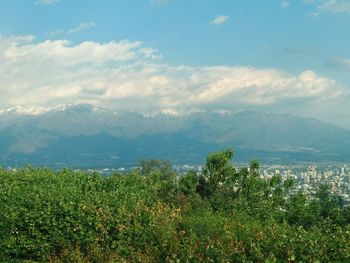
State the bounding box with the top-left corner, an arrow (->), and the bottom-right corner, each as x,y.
1,150 -> 350,262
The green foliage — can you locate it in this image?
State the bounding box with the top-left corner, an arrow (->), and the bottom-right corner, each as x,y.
0,149 -> 349,262
198,148 -> 236,198
178,170 -> 198,196
139,159 -> 176,182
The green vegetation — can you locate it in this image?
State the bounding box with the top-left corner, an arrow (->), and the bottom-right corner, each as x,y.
1,149 -> 350,262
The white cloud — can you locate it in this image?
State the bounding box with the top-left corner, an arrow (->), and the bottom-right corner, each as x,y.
306,0 -> 350,16
211,15 -> 230,25
49,22 -> 96,36
68,22 -> 96,33
36,0 -> 60,5
0,34 -> 347,125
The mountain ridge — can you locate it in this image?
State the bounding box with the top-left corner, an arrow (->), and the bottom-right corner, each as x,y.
0,104 -> 349,167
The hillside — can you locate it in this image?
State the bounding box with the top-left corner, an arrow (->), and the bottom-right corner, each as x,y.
1,149 -> 349,262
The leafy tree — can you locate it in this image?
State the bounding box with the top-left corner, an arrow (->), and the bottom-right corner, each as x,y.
139,159 -> 176,182
197,148 -> 236,198
178,170 -> 199,196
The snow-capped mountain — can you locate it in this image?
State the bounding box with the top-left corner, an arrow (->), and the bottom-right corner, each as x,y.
0,103 -> 102,116
0,103 -> 350,168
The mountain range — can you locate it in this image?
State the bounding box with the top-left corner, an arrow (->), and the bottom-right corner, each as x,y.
0,103 -> 349,168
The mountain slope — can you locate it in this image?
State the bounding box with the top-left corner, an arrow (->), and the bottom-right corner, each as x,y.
0,104 -> 349,167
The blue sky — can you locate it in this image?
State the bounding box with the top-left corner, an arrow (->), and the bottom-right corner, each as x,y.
0,0 -> 350,128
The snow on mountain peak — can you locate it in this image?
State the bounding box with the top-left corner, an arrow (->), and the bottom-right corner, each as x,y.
0,104 -> 240,119
0,105 -> 49,116
142,108 -> 205,118
0,103 -> 102,116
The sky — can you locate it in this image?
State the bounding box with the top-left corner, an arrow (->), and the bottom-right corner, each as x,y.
0,0 -> 350,129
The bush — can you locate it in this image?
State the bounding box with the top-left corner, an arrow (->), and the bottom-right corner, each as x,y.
0,149 -> 349,262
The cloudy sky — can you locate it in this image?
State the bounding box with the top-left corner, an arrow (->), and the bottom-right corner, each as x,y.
0,0 -> 349,128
